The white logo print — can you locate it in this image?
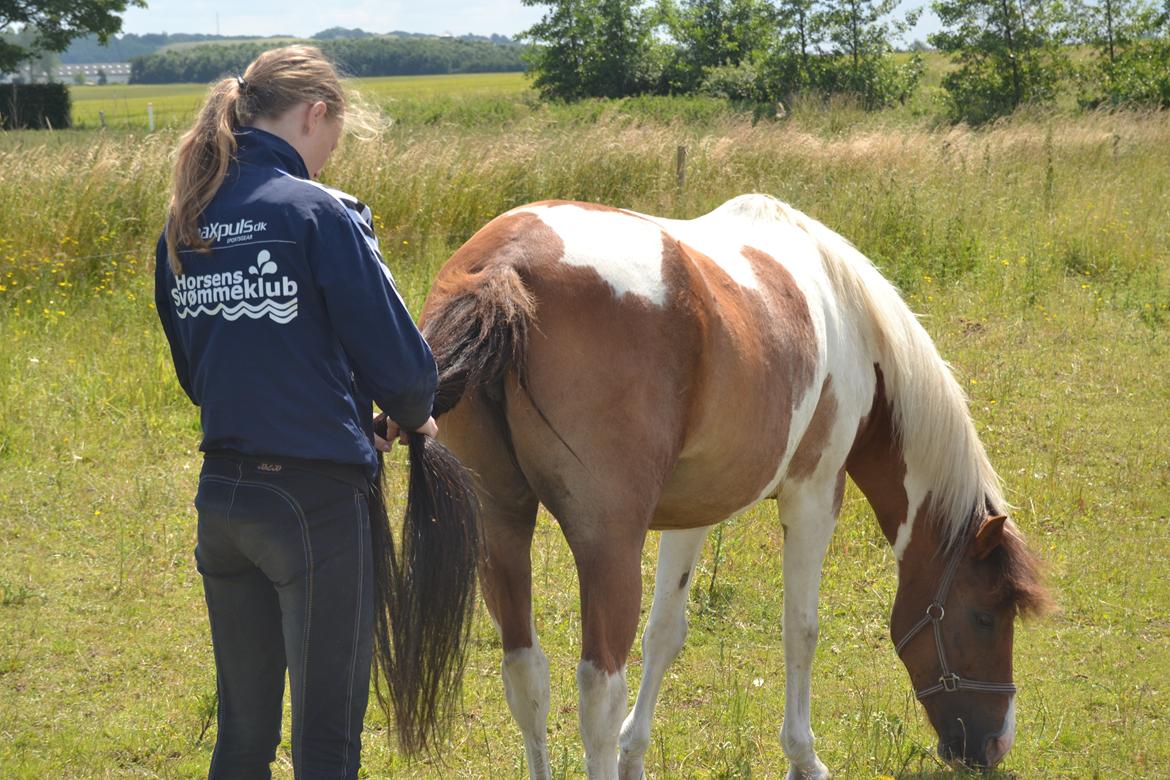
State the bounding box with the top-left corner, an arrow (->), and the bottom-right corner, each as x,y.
172,250 -> 299,324
250,250 -> 278,276
200,218 -> 269,244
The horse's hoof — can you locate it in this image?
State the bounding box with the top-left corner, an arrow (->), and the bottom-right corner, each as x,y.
786,759 -> 830,780
618,754 -> 646,780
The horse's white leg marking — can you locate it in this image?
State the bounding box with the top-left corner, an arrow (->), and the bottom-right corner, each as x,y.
578,660 -> 628,780
777,484 -> 838,780
502,640 -> 552,780
618,526 -> 711,780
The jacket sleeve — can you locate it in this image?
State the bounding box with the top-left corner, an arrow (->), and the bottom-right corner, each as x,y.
308,203 -> 437,430
154,235 -> 198,405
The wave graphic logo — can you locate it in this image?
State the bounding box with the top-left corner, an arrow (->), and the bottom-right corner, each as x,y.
173,250 -> 299,324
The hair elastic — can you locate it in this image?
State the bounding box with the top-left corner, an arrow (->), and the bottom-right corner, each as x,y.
235,75 -> 248,92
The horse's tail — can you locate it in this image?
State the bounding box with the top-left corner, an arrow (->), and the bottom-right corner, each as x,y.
368,263 -> 534,757
424,262 -> 536,419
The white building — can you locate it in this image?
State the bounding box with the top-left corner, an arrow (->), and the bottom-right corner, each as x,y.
57,63 -> 133,84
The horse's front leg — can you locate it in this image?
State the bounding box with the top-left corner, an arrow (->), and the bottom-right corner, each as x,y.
618,526 -> 711,780
777,484 -> 839,780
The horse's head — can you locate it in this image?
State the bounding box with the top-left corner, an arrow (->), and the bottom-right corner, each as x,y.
891,512 -> 1050,769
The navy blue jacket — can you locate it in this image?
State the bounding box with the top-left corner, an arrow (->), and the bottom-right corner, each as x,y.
155,127 -> 437,479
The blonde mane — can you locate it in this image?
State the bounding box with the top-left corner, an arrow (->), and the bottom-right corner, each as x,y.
717,194 -> 1005,546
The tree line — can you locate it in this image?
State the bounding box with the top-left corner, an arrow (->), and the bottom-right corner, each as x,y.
129,37 -> 526,84
520,0 -> 1170,123
55,30 -> 519,65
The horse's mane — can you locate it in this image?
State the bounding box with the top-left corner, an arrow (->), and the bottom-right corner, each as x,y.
713,194 -> 1005,550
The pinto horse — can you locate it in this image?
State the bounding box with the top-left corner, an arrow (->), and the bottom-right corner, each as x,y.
418,194 -> 1048,778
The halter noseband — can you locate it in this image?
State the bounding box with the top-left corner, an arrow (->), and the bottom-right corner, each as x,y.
893,540 -> 1018,701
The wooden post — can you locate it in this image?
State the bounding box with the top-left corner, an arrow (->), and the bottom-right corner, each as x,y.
1044,126 -> 1054,211
99,110 -> 107,130
147,102 -> 155,132
676,145 -> 687,194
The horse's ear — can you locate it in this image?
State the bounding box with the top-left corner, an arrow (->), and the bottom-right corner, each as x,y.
972,514 -> 1008,560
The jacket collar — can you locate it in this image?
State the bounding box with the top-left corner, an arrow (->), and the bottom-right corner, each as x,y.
234,127 -> 310,179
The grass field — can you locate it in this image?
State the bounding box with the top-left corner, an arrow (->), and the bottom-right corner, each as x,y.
68,72 -> 531,129
0,89 -> 1168,779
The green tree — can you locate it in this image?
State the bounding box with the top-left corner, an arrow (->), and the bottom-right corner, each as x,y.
818,0 -> 923,106
130,38 -> 526,84
762,0 -> 826,98
931,0 -> 1069,123
1073,0 -> 1170,105
662,0 -> 776,90
521,0 -> 659,98
0,0 -> 144,74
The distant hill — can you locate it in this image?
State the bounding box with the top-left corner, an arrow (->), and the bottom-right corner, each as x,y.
60,33 -> 281,63
62,29 -> 516,64
130,36 -> 527,84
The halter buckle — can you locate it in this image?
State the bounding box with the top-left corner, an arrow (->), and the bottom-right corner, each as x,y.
926,602 -> 946,621
940,673 -> 961,692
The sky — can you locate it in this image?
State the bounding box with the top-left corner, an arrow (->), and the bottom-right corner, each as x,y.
120,1 -> 547,40
121,1 -> 941,43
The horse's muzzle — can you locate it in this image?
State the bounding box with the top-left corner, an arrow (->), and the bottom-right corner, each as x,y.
938,731 -> 1013,771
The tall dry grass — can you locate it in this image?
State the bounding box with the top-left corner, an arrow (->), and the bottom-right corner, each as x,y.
2,108 -> 1166,325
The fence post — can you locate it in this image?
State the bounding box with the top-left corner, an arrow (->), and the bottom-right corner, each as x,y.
1044,126 -> 1054,212
676,145 -> 687,194
99,110 -> 107,130
147,102 -> 155,132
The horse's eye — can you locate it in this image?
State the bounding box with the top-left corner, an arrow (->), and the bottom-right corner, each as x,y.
974,611 -> 995,629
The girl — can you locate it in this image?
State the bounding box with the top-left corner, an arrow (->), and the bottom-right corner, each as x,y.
154,46 -> 440,779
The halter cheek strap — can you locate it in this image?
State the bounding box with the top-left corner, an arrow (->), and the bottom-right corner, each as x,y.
894,545 -> 1018,700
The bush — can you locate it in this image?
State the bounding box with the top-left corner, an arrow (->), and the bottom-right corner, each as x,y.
0,83 -> 71,129
700,62 -> 771,103
1104,39 -> 1170,108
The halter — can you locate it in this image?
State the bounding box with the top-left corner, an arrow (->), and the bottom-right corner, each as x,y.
893,541 -> 1018,701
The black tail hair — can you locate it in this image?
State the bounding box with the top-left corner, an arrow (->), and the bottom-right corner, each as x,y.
367,262 -> 535,757
424,263 -> 535,418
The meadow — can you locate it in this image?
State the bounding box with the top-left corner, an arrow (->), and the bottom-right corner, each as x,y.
68,72 -> 531,129
0,74 -> 1168,778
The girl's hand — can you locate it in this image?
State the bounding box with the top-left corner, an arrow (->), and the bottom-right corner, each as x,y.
373,414 -> 399,452
413,416 -> 439,439
373,413 -> 438,451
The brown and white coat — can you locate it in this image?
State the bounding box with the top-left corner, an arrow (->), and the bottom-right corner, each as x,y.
420,194 -> 1046,779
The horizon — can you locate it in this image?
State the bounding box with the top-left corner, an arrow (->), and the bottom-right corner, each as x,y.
117,0 -> 941,47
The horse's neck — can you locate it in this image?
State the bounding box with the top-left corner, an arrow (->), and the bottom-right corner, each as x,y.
844,367 -> 939,561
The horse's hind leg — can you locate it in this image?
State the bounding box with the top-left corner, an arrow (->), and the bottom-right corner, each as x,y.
567,524 -> 647,780
491,511 -> 551,780
437,393 -> 549,780
617,526 -> 710,780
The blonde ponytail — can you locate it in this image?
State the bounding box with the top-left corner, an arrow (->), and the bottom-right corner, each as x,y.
165,45 -> 349,274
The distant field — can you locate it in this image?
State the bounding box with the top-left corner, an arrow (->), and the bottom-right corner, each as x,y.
68,72 -> 531,129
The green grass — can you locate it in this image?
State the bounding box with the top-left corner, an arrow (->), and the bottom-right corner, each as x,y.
0,100 -> 1167,778
68,72 -> 531,129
